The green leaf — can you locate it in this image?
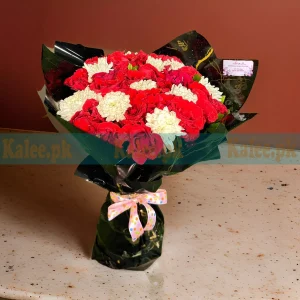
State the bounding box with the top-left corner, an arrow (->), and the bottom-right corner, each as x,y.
217,113 -> 224,121
220,95 -> 226,103
206,122 -> 227,133
193,74 -> 201,81
128,63 -> 138,71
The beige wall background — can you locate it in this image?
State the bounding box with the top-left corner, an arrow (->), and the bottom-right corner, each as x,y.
1,0 -> 300,146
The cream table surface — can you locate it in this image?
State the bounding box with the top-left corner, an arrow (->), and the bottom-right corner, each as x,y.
0,161 -> 299,300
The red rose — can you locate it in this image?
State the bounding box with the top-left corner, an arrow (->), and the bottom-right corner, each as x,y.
90,70 -> 128,94
71,99 -> 105,133
189,82 -> 210,107
123,125 -> 164,164
92,122 -> 124,147
188,82 -> 218,123
139,64 -> 163,80
93,70 -> 116,81
169,98 -> 205,135
107,52 -> 131,74
189,81 -> 210,97
121,91 -> 148,125
183,66 -> 200,77
197,99 -> 218,123
82,99 -> 105,122
126,69 -> 147,81
121,123 -> 150,136
93,85 -> 128,96
209,97 -> 228,114
107,51 -> 129,66
144,93 -> 167,113
89,106 -> 104,122
85,57 -> 99,64
71,111 -> 96,134
126,64 -> 163,82
149,53 -> 182,63
165,66 -> 199,86
156,77 -> 172,92
73,117 -> 92,132
195,96 -> 218,123
82,99 -> 98,111
127,50 -> 149,66
90,78 -> 119,92
64,68 -> 89,91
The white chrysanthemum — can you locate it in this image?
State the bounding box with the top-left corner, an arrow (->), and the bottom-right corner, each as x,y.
83,57 -> 113,82
57,88 -> 101,121
167,84 -> 198,103
130,80 -> 157,90
97,91 -> 131,122
146,56 -> 165,72
146,107 -> 186,152
146,56 -> 185,72
168,59 -> 185,70
199,76 -> 223,101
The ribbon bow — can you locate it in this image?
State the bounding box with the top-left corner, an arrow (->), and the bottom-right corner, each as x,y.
108,189 -> 167,241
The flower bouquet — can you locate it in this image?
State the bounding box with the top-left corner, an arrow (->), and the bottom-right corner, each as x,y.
41,31 -> 258,270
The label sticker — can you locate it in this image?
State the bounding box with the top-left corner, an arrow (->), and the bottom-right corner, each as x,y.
223,60 -> 254,76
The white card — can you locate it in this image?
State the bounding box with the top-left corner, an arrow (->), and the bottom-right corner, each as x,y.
223,60 -> 254,76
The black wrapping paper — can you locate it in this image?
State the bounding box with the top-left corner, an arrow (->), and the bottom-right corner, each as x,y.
154,31 -> 258,116
92,193 -> 164,270
41,31 -> 258,270
54,41 -> 104,66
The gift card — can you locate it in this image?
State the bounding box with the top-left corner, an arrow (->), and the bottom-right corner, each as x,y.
223,60 -> 254,76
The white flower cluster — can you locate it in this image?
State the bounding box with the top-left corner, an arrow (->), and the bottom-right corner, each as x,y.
58,88 -> 131,123
146,56 -> 185,72
199,76 -> 223,102
83,57 -> 113,83
167,84 -> 198,103
57,88 -> 100,121
146,107 -> 185,152
130,80 -> 157,91
97,91 -> 131,122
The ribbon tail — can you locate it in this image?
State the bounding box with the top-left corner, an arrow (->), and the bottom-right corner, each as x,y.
108,200 -> 133,221
129,203 -> 144,242
143,203 -> 156,231
146,189 -> 168,205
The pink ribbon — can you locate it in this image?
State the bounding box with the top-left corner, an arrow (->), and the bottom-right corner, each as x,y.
108,189 -> 167,241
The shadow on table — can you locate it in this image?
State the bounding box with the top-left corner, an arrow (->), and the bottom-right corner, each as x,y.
0,165 -> 107,257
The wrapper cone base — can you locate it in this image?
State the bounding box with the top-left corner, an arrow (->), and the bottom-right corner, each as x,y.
92,193 -> 164,270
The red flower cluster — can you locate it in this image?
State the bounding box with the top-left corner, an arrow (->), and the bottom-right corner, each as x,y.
62,51 -> 228,164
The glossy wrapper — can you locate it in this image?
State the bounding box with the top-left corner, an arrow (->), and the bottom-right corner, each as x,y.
92,192 -> 164,270
41,31 -> 258,270
75,156 -> 164,269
